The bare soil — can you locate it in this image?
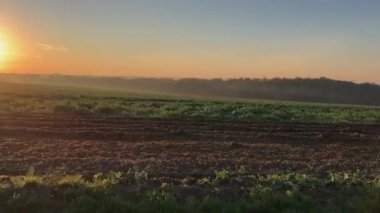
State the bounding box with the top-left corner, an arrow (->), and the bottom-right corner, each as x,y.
0,113 -> 379,177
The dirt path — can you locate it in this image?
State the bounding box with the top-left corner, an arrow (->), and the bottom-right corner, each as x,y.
0,114 -> 379,177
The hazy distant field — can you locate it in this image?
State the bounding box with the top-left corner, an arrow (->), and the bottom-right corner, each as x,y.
0,81 -> 379,212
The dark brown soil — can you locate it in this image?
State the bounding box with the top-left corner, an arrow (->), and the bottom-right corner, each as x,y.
0,113 -> 379,177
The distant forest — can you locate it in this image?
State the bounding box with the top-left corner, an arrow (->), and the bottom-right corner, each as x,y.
1,74 -> 380,106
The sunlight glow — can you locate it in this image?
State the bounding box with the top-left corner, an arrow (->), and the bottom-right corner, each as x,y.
0,31 -> 18,71
0,40 -> 7,61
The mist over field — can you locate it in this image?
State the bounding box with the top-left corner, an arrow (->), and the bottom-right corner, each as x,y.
1,73 -> 379,106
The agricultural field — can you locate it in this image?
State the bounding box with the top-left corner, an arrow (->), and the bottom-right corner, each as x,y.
0,82 -> 379,212
1,81 -> 380,124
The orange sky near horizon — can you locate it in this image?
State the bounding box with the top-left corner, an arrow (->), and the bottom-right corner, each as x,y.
0,1 -> 379,83
0,25 -> 378,84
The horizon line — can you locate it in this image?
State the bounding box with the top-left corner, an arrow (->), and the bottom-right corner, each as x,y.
1,72 -> 379,86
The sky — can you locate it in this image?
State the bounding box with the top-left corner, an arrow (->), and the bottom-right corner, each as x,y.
0,0 -> 379,83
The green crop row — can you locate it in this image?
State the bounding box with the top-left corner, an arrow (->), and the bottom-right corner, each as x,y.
1,82 -> 379,124
1,95 -> 379,124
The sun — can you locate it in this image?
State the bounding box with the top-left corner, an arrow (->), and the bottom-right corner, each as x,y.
0,36 -> 13,71
0,39 -> 8,62
0,30 -> 20,71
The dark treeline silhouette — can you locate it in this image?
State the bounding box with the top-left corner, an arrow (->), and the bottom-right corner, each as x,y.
1,73 -> 380,106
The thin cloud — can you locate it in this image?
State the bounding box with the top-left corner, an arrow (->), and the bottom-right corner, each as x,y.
36,43 -> 69,53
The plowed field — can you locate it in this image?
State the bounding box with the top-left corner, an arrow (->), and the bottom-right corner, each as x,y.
0,113 -> 379,178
